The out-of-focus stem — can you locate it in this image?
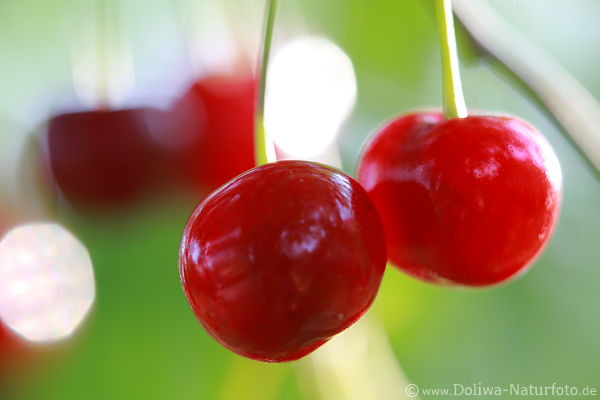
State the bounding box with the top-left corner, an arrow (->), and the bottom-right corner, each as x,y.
454,0 -> 600,179
294,312 -> 417,400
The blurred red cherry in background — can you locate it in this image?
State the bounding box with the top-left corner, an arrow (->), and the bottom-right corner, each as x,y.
0,321 -> 31,383
42,108 -> 157,212
152,73 -> 257,195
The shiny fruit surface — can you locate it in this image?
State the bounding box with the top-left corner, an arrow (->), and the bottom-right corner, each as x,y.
43,108 -> 155,211
179,160 -> 386,362
357,112 -> 562,286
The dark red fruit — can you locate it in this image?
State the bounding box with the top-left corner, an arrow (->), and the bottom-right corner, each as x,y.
43,108 -> 156,211
158,74 -> 256,194
357,112 -> 562,286
179,160 -> 386,362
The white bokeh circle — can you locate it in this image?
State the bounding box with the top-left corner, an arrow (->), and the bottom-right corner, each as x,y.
0,223 -> 96,343
265,36 -> 357,157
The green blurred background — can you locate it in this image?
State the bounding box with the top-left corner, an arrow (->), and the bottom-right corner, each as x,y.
0,0 -> 599,399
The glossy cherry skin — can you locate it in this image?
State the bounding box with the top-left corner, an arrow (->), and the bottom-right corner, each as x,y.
161,74 -> 256,194
43,108 -> 156,211
179,160 -> 386,362
357,112 -> 562,286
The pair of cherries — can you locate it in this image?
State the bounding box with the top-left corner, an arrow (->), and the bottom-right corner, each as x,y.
43,73 -> 256,211
179,107 -> 562,361
41,52 -> 563,363
42,14 -> 560,363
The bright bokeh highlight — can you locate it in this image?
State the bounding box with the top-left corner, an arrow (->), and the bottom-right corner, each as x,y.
0,223 -> 95,343
265,36 -> 357,157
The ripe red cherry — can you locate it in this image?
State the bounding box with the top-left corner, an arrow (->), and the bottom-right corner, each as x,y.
357,112 -> 562,286
42,108 -> 156,211
159,74 -> 256,194
179,160 -> 386,362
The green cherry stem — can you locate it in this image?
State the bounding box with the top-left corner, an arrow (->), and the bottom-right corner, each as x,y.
435,0 -> 468,119
255,0 -> 278,166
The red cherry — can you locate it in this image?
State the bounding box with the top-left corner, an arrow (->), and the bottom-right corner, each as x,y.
0,320 -> 32,388
42,108 -> 156,211
0,321 -> 23,365
159,74 -> 256,194
357,112 -> 562,286
179,160 -> 386,362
